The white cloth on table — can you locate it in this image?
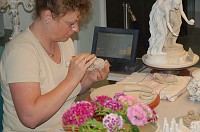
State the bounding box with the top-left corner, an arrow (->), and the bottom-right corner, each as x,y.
117,72 -> 191,101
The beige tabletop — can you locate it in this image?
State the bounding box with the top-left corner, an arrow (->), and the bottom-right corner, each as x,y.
107,67 -> 200,130
155,91 -> 200,127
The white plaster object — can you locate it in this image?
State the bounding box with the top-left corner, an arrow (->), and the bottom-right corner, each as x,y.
142,53 -> 199,69
187,69 -> 200,101
148,0 -> 194,56
87,58 -> 105,71
153,73 -> 178,84
190,121 -> 200,132
162,117 -> 190,132
144,0 -> 198,69
180,110 -> 200,132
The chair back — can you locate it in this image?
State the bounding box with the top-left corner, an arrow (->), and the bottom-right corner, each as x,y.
0,85 -> 3,131
0,46 -> 4,131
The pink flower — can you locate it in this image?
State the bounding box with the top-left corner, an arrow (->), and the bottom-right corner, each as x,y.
103,113 -> 124,132
127,103 -> 153,126
148,109 -> 159,123
93,95 -> 112,106
103,99 -> 123,111
93,95 -> 112,110
62,93 -> 158,131
118,95 -> 139,106
62,101 -> 95,127
113,92 -> 125,101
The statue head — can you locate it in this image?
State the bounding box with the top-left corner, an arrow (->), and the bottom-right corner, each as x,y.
171,0 -> 182,10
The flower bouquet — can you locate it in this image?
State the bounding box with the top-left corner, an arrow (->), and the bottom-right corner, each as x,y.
62,93 -> 158,132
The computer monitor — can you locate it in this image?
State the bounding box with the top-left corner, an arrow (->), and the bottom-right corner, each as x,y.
91,26 -> 139,73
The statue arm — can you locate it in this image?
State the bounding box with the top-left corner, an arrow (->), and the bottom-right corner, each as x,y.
165,5 -> 178,37
179,2 -> 195,25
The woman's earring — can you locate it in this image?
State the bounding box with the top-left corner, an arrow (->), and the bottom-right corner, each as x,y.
46,21 -> 49,24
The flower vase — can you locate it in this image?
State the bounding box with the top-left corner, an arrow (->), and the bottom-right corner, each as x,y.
62,125 -> 79,132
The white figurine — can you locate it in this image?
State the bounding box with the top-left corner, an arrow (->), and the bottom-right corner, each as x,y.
162,117 -> 190,132
187,69 -> 200,101
148,0 -> 195,56
0,0 -> 34,39
190,121 -> 200,132
9,1 -> 21,40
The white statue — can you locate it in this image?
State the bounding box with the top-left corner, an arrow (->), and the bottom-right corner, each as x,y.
148,0 -> 194,56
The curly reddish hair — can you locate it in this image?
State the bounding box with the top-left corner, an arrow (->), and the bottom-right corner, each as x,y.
34,0 -> 92,19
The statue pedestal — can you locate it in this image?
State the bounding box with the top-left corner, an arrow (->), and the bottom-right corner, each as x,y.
142,53 -> 199,68
150,68 -> 190,76
142,52 -> 199,76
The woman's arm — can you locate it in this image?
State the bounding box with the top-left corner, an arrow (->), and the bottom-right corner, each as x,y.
9,53 -> 96,129
9,78 -> 78,128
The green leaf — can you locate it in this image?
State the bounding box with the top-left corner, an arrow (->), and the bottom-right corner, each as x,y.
72,125 -> 75,132
130,125 -> 139,132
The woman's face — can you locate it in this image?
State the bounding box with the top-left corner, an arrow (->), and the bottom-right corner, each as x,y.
50,11 -> 80,42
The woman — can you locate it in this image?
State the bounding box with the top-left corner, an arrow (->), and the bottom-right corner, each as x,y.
0,0 -> 110,131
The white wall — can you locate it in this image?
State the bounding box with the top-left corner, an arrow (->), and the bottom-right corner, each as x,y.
76,0 -> 106,54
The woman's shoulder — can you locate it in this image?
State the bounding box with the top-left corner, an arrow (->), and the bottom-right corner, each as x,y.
7,28 -> 38,50
4,28 -> 40,59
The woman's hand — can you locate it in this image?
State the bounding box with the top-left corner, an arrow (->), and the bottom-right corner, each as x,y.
66,53 -> 97,84
88,60 -> 110,82
80,60 -> 110,94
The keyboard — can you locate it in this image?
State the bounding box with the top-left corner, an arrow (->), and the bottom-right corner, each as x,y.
110,58 -> 147,75
130,58 -> 147,72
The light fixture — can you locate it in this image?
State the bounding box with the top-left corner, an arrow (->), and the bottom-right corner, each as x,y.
0,0 -> 34,40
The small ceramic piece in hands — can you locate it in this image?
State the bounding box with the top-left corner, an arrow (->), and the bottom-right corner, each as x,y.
87,58 -> 105,71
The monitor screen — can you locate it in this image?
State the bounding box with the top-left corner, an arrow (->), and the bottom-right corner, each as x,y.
91,26 -> 139,64
96,32 -> 133,60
